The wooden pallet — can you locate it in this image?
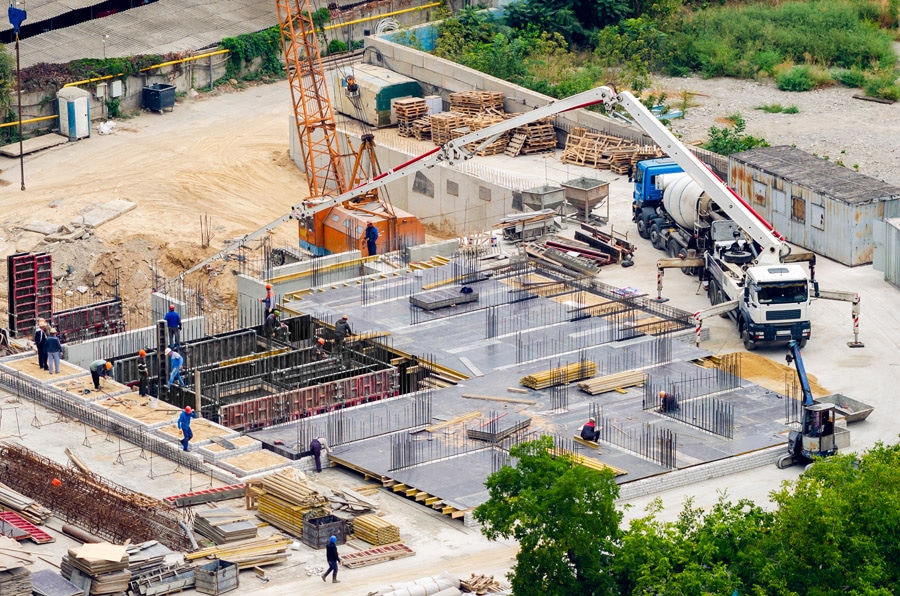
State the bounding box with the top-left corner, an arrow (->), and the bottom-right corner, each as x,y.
449,91 -> 504,115
505,133 -> 526,156
514,120 -> 557,153
341,542 -> 415,568
411,116 -> 432,140
394,97 -> 428,122
430,112 -> 466,145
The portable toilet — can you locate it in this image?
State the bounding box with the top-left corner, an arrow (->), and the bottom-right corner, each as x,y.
57,87 -> 91,140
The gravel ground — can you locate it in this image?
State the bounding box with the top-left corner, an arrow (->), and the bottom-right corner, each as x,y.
649,74 -> 900,187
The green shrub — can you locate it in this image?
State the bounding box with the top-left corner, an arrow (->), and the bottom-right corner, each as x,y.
864,74 -> 900,100
703,113 -> 769,155
755,103 -> 784,113
833,68 -> 868,88
776,66 -> 814,91
328,39 -> 348,54
783,105 -> 800,114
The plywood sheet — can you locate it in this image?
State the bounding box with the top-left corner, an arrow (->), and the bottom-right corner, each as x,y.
157,418 -> 235,442
5,358 -> 82,381
219,450 -> 289,472
96,396 -> 182,425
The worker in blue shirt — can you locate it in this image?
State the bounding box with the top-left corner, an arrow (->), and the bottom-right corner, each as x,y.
164,304 -> 182,348
165,347 -> 185,388
177,405 -> 197,451
364,222 -> 379,256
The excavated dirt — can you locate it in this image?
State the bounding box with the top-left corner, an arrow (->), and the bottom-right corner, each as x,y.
731,352 -> 830,397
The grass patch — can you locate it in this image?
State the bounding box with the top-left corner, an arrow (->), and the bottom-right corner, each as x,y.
754,103 -> 801,113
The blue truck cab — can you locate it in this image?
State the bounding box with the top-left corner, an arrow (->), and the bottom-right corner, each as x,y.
633,158 -> 682,209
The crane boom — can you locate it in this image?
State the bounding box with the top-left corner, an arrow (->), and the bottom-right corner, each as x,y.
163,84 -> 790,287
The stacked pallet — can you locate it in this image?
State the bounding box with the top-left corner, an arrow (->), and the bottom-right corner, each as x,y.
254,469 -> 329,538
520,361 -> 598,390
512,119 -> 558,154
449,91 -> 504,115
456,113 -> 509,156
461,573 -> 502,594
184,535 -> 292,569
430,112 -> 466,145
561,128 -> 634,168
351,514 -> 400,546
0,482 -> 52,524
395,98 -> 428,138
578,371 -> 648,395
194,507 -> 258,544
411,116 -> 432,140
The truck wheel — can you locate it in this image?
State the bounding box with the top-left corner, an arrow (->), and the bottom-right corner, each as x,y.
798,338 -> 808,349
776,453 -> 795,469
742,329 -> 757,351
636,215 -> 651,239
667,239 -> 680,259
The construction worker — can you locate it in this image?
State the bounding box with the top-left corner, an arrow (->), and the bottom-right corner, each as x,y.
164,304 -> 182,348
322,535 -> 341,583
264,310 -> 288,351
364,221 -> 379,256
310,436 -> 324,472
34,319 -> 48,371
89,359 -> 112,390
581,417 -> 600,442
45,328 -> 62,374
313,337 -> 328,361
177,406 -> 197,451
260,283 -> 275,317
137,350 -> 149,397
660,390 -> 677,413
165,347 -> 185,388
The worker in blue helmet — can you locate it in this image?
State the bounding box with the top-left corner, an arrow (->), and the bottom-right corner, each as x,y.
322,535 -> 342,583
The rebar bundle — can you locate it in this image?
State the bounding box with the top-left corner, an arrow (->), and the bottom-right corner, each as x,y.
0,443 -> 191,551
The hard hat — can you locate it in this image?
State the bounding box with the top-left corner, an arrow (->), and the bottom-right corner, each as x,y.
266,284 -> 272,290
317,338 -> 325,345
274,310 -> 281,316
49,327 -> 57,334
185,406 -> 193,414
659,390 -> 666,397
165,347 -> 172,356
329,535 -> 337,544
138,350 -> 147,357
342,314 -> 349,320
589,417 -> 595,422
169,304 -> 176,310
105,361 -> 112,370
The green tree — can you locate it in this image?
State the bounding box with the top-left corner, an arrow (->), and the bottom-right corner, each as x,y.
702,113 -> 769,156
474,436 -> 622,596
0,46 -> 18,122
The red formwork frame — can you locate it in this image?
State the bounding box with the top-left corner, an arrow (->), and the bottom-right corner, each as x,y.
6,252 -> 52,337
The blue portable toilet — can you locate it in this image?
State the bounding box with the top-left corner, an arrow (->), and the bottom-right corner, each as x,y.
57,87 -> 91,141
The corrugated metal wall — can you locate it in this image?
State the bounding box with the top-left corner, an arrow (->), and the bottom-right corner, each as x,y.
883,218 -> 900,288
729,160 -> 900,267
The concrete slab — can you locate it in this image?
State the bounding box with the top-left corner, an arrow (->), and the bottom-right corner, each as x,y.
0,133 -> 67,157
23,221 -> 61,235
81,199 -> 136,228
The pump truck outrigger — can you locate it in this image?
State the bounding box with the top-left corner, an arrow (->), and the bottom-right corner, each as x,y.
163,84 -> 860,353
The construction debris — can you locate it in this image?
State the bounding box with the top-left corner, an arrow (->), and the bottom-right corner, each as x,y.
511,119 -> 557,154
460,573 -> 502,594
561,127 -> 665,171
573,222 -> 636,265
194,507 -> 258,545
350,514 -> 400,546
164,484 -> 247,508
520,361 -> 598,390
0,566 -> 31,596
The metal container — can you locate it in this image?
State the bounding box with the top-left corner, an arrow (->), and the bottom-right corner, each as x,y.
142,83 -> 176,112
302,514 -> 347,549
195,560 -> 239,595
332,63 -> 422,127
729,146 -> 900,266
562,177 -> 609,220
521,185 -> 566,212
874,217 -> 900,288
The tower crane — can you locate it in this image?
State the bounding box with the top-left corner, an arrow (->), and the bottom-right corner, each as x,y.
274,0 -> 423,256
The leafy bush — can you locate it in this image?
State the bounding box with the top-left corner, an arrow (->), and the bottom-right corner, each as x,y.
776,66 -> 815,91
833,67 -> 868,88
864,74 -> 900,100
754,103 -> 800,113
703,113 -> 769,155
327,39 -> 348,54
783,105 -> 800,113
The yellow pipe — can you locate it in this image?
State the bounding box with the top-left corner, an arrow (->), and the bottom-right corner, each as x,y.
0,115 -> 57,129
324,2 -> 440,30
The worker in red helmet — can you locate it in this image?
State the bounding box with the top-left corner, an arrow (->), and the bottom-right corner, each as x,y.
260,283 -> 275,317
177,405 -> 197,452
314,336 -> 328,361
164,304 -> 182,348
137,349 -> 149,397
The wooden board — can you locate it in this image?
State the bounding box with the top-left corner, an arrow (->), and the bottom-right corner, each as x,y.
157,418 -> 235,442
96,396 -> 182,424
219,450 -> 289,473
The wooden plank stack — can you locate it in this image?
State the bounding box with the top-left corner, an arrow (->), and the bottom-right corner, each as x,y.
430,112 -> 466,145
254,469 -> 329,538
449,91 -> 504,115
0,537 -> 32,596
411,116 -> 432,140
0,482 -> 52,525
455,113 -> 509,156
561,128 -> 639,169
520,361 -> 598,390
578,370 -> 648,395
194,507 -> 258,545
185,535 -> 292,569
395,98 -> 428,138
351,514 -> 400,546
61,543 -> 131,596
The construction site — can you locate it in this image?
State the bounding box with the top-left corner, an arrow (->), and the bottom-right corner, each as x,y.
0,0 -> 899,594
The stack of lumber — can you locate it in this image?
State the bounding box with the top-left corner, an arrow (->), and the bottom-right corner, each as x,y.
430,112 -> 466,145
449,91 -> 504,115
351,514 -> 400,546
411,116 -> 431,140
254,469 -> 329,538
520,361 -> 598,390
61,542 -> 130,595
512,119 -> 558,154
578,370 -> 648,395
0,537 -> 32,596
0,482 -> 52,524
561,128 -> 635,168
185,535 -> 292,569
395,98 -> 428,137
461,573 -> 502,594
194,507 -> 258,544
